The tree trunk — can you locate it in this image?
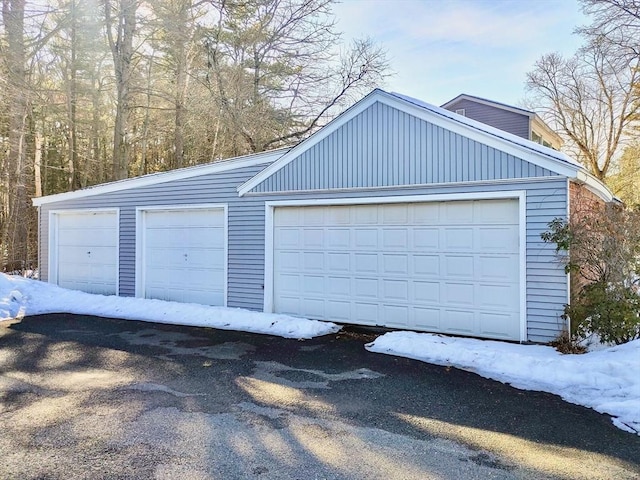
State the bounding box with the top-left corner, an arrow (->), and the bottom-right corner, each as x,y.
105,0 -> 136,180
1,0 -> 30,269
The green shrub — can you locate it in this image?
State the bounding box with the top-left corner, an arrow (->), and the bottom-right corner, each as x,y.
564,281 -> 640,345
542,202 -> 640,345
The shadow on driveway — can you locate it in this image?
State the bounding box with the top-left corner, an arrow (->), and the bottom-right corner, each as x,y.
2,313 -> 639,479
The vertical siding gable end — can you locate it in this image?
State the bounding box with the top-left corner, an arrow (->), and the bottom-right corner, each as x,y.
251,102 -> 557,193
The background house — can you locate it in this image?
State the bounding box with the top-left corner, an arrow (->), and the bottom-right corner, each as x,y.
32,89 -> 614,343
442,94 -> 563,150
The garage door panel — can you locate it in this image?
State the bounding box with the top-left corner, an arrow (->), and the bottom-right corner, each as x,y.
474,199 -> 519,223
277,273 -> 301,294
273,200 -> 521,341
444,228 -> 474,251
327,276 -> 350,296
303,229 -> 324,248
413,228 -> 439,249
444,255 -> 474,279
355,228 -> 378,248
444,202 -> 474,223
443,309 -> 475,334
478,227 -> 519,252
276,251 -> 300,270
327,229 -> 350,249
383,229 -> 408,249
355,302 -> 378,323
383,204 -> 409,224
414,307 -> 441,330
302,298 -> 325,318
413,203 -> 440,224
478,255 -> 519,281
59,213 -> 112,230
302,275 -> 324,295
477,284 -> 519,309
302,208 -> 325,225
382,279 -> 409,301
276,228 -> 300,247
414,281 -> 440,304
383,304 -> 409,326
141,208 -> 226,306
277,296 -> 301,315
327,252 -> 350,272
354,205 -> 378,223
444,282 -> 475,307
327,300 -> 351,321
303,252 -> 324,270
326,206 -> 350,224
355,253 -> 377,273
355,278 -> 378,299
383,254 -> 408,274
54,211 -> 118,295
479,311 -> 519,339
58,229 -> 114,247
413,255 -> 440,277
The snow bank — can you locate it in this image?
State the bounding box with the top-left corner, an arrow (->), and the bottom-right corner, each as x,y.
366,331 -> 640,435
0,273 -> 340,339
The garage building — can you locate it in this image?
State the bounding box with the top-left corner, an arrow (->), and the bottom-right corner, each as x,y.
33,89 -> 615,343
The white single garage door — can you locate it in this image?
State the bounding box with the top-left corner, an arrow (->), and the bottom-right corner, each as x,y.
53,210 -> 118,295
140,207 -> 226,306
273,200 -> 521,340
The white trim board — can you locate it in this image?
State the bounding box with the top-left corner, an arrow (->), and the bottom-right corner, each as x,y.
48,208 -> 120,295
263,191 -> 528,342
238,89 -> 583,196
135,203 -> 229,307
242,176 -> 559,197
32,149 -> 287,206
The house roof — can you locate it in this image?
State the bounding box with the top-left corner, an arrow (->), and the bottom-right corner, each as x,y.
32,148 -> 288,206
441,93 -> 537,117
441,93 -> 563,146
395,92 -> 576,168
239,88 -> 613,201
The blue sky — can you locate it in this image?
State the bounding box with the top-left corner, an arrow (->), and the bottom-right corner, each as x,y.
334,0 -> 588,107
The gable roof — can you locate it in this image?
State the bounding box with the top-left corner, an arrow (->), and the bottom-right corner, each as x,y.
239,88 -> 605,197
441,93 -> 536,117
441,93 -> 563,146
32,148 -> 288,206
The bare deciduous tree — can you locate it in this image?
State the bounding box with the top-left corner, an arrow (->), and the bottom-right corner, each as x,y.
105,0 -> 137,180
526,40 -> 640,180
203,0 -> 389,155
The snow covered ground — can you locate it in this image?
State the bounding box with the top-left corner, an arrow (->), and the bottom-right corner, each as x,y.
0,273 -> 339,339
1,273 -> 638,435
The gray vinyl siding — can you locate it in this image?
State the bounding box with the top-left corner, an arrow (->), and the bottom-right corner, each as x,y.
444,99 -> 531,140
37,163 -> 270,310
251,102 -> 555,193
38,174 -> 568,342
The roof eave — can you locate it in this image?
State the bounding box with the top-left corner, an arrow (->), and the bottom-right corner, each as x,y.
32,148 -> 287,207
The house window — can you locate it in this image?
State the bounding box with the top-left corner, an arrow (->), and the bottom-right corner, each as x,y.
455,108 -> 466,116
532,131 -> 556,150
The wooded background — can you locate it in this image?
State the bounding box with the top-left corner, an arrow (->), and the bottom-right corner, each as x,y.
1,0 -> 638,272
0,0 -> 389,270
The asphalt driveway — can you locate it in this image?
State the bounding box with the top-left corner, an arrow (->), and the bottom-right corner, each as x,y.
1,314 -> 638,479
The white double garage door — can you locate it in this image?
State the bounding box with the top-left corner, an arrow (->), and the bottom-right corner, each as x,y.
270,198 -> 523,341
49,206 -> 226,305
50,197 -> 522,340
